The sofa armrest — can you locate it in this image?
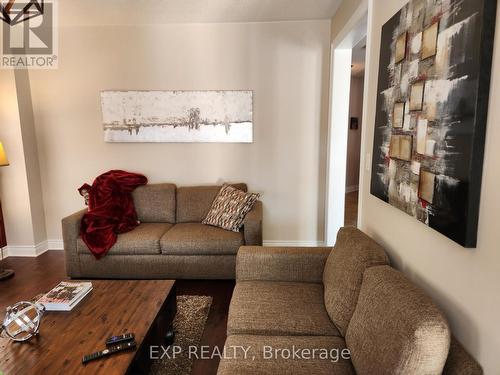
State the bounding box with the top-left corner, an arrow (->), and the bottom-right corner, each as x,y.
62,208 -> 87,278
243,200 -> 262,246
236,246 -> 332,283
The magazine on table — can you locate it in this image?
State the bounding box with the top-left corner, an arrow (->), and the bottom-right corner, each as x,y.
37,281 -> 93,311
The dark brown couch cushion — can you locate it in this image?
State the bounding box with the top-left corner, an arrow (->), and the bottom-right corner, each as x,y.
323,227 -> 389,336
77,223 -> 173,256
132,183 -> 176,223
346,266 -> 450,375
160,223 -> 244,255
227,281 -> 340,337
176,184 -> 247,223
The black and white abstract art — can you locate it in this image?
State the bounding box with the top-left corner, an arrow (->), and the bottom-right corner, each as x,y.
101,90 -> 253,143
370,0 -> 497,247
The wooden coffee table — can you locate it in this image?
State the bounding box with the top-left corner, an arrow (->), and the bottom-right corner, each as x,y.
0,280 -> 176,375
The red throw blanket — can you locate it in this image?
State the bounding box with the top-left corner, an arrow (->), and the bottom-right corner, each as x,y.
78,170 -> 148,259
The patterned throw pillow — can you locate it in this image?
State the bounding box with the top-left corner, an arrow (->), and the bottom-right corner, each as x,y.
202,184 -> 260,232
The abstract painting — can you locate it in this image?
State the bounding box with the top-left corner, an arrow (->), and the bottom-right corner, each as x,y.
101,90 -> 253,143
370,0 -> 497,247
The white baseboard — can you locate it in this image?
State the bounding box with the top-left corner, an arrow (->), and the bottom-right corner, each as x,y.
345,185 -> 359,193
2,240 -> 49,258
263,240 -> 326,247
48,239 -> 64,250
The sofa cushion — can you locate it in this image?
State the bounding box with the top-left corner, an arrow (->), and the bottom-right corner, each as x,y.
323,227 -> 389,336
77,223 -> 173,256
132,183 -> 176,223
346,266 -> 450,375
217,335 -> 355,375
176,183 -> 247,223
227,281 -> 340,337
160,223 -> 244,255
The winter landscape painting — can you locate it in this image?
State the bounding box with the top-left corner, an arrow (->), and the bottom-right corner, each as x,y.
370,0 -> 496,247
101,90 -> 253,143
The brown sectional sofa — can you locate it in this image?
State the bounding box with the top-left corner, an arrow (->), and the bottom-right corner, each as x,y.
218,227 -> 482,375
62,183 -> 262,279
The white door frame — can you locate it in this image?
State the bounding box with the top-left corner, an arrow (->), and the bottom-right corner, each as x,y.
325,1 -> 369,245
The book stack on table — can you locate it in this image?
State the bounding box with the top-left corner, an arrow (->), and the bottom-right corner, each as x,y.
37,281 -> 93,311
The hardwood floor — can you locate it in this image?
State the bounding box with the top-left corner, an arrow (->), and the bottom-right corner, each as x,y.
0,251 -> 234,375
0,251 -> 65,309
344,191 -> 359,227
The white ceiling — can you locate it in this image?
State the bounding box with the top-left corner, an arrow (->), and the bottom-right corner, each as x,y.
58,0 -> 343,26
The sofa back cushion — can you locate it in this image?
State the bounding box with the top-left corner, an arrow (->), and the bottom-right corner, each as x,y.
132,183 -> 176,223
346,266 -> 450,374
176,183 -> 247,223
323,227 -> 389,336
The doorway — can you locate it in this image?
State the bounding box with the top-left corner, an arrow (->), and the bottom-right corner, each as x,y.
344,38 -> 366,227
325,2 -> 368,245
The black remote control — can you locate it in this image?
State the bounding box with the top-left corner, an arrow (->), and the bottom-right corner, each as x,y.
82,340 -> 136,364
105,333 -> 135,346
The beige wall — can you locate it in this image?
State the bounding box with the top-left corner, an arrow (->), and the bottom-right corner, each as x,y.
359,0 -> 500,372
0,71 -> 33,247
0,71 -> 46,250
346,76 -> 363,190
28,20 -> 331,244
14,71 -> 47,245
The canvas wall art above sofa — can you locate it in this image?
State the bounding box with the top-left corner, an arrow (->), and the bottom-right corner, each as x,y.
101,90 -> 253,143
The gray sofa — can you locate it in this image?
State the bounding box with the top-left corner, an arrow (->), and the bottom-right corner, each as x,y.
218,227 -> 482,375
62,183 -> 262,279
